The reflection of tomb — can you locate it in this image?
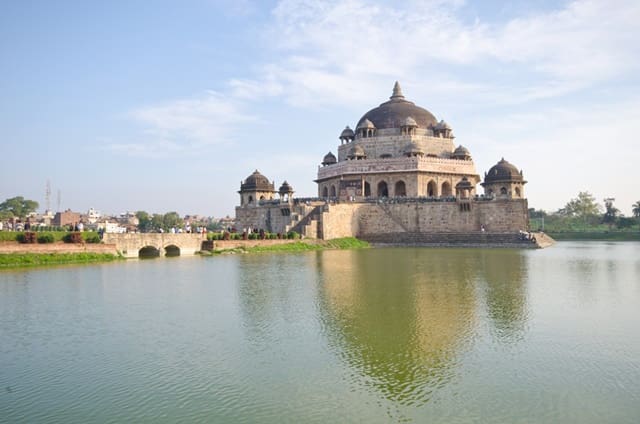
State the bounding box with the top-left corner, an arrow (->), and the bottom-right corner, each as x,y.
317,248 -> 528,404
481,250 -> 528,342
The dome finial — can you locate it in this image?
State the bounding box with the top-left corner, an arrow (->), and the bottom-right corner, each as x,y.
391,81 -> 404,99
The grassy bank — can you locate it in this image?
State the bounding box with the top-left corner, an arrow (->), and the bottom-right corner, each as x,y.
207,237 -> 370,255
547,232 -> 640,241
0,252 -> 122,268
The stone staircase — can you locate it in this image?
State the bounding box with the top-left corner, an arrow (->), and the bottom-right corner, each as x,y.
377,202 -> 411,232
288,205 -> 325,238
359,232 -> 553,248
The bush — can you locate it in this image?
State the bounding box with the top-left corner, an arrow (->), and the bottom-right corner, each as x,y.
17,232 -> 37,243
84,233 -> 101,244
287,231 -> 300,239
37,233 -> 55,244
63,232 -> 83,243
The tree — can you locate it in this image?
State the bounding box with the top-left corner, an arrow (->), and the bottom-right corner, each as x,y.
602,198 -> 619,229
163,212 -> 182,231
0,196 -> 39,219
136,211 -> 152,233
558,191 -> 602,225
616,217 -> 636,229
633,201 -> 640,219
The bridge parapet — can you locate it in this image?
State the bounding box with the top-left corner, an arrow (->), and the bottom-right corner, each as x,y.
102,233 -> 206,258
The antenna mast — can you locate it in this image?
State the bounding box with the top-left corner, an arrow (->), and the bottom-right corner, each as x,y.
45,180 -> 51,212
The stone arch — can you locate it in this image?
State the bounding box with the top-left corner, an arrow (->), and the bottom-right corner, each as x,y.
395,180 -> 406,197
330,185 -> 337,197
377,181 -> 389,197
427,180 -> 437,197
441,181 -> 452,197
259,195 -> 265,201
164,245 -> 180,257
515,187 -> 521,198
500,187 -> 508,196
322,186 -> 328,198
139,245 -> 160,258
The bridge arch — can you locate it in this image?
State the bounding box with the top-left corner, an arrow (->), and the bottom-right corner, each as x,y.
164,245 -> 180,257
139,245 -> 161,258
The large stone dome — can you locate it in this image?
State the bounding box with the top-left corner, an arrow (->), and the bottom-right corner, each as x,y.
355,82 -> 438,130
240,170 -> 274,192
484,159 -> 524,183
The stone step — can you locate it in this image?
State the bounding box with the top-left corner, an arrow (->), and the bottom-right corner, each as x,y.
359,232 -> 546,248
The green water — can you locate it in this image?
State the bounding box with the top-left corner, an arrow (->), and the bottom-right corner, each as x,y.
1,242 -> 639,423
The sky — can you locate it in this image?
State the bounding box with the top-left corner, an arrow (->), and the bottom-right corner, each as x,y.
1,0 -> 639,217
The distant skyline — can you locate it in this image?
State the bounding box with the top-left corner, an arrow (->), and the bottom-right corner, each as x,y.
2,0 -> 639,217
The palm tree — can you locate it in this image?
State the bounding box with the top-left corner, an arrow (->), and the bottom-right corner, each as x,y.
633,201 -> 640,219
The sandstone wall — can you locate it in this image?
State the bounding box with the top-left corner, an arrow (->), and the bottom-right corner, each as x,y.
317,199 -> 529,239
235,203 -> 316,234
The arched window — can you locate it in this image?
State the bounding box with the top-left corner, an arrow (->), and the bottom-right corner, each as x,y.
322,187 -> 328,198
259,195 -> 265,200
441,181 -> 452,197
427,180 -> 437,197
500,187 -> 507,196
248,195 -> 254,204
377,181 -> 388,197
395,181 -> 406,197
364,182 -> 371,197
515,187 -> 521,197
330,185 -> 336,197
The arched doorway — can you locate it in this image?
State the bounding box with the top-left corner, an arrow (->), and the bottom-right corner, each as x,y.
330,185 -> 337,197
377,181 -> 388,197
427,180 -> 437,197
322,187 -> 328,198
441,181 -> 452,197
364,181 -> 371,197
395,181 -> 406,197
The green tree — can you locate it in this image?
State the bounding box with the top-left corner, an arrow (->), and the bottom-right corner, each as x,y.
558,191 -> 602,225
163,212 -> 182,231
0,196 -> 39,219
633,201 -> 640,219
136,211 -> 152,233
616,217 -> 636,229
602,198 -> 619,229
151,214 -> 164,231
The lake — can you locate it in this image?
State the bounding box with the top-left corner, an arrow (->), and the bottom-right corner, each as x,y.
1,242 -> 640,423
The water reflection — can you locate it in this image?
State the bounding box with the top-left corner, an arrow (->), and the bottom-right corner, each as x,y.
316,248 -> 528,406
481,250 -> 529,342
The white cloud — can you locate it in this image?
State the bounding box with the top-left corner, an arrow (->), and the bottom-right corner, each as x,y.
253,0 -> 640,106
104,91 -> 256,158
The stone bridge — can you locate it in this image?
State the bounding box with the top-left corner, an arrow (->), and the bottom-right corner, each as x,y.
102,233 -> 206,258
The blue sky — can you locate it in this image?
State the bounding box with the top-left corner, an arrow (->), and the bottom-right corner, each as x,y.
1,0 -> 639,217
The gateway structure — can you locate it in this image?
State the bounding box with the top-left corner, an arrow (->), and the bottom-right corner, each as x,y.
236,83 -> 543,246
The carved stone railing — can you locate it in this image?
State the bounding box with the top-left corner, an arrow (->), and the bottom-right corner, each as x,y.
317,156 -> 478,180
